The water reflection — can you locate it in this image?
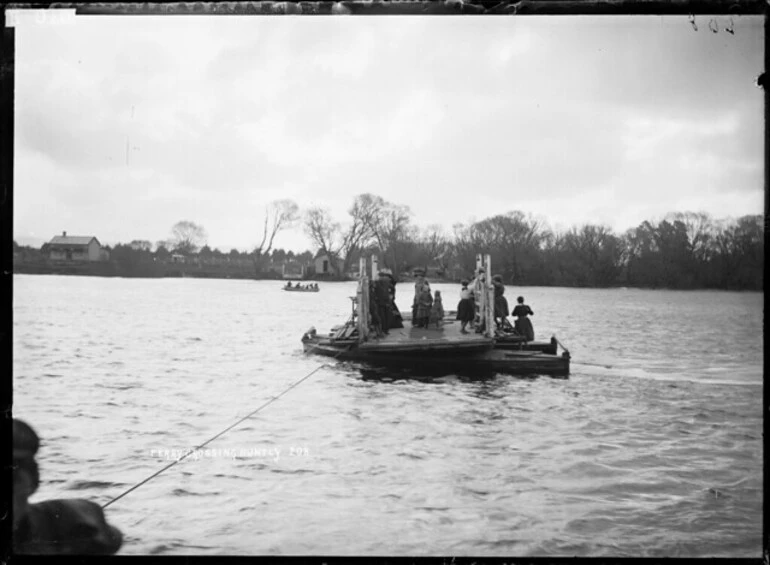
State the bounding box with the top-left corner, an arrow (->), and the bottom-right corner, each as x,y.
349,362 -> 559,384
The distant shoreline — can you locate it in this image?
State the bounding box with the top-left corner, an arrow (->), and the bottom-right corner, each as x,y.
11,262 -> 331,281
12,267 -> 761,292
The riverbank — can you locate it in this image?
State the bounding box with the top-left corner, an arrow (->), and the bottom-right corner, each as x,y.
12,265 -> 761,291
12,260 -> 352,281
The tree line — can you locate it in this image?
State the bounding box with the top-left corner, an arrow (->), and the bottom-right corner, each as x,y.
302,194 -> 763,291
16,195 -> 763,290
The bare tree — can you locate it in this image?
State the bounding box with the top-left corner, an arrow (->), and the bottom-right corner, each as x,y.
253,199 -> 299,271
337,194 -> 382,273
170,221 -> 207,254
357,196 -> 412,272
303,207 -> 344,275
421,224 -> 450,272
302,194 -> 412,276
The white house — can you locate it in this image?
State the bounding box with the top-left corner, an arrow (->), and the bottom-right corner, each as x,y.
313,251 -> 344,277
48,232 -> 106,262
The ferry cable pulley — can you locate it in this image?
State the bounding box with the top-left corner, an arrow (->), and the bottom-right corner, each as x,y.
101,347 -> 353,510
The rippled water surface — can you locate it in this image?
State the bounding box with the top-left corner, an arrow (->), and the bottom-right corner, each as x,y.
13,275 -> 763,556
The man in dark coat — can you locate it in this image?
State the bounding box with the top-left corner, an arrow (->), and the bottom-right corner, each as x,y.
368,279 -> 383,336
375,271 -> 393,333
13,419 -> 123,555
384,271 -> 404,329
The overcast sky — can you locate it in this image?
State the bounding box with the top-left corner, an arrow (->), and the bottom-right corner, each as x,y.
11,12 -> 764,252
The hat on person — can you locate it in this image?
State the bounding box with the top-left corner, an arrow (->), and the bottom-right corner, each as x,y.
492,274 -> 503,283
13,419 -> 40,491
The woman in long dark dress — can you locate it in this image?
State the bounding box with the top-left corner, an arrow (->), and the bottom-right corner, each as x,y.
492,274 -> 509,329
512,295 -> 535,340
456,279 -> 475,334
384,272 -> 404,329
414,282 -> 433,328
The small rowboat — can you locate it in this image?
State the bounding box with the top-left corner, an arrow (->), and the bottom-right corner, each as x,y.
283,285 -> 319,292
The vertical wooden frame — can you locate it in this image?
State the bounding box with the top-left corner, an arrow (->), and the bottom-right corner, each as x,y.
357,256 -> 368,342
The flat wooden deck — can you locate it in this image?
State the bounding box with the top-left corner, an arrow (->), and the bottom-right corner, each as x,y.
359,319 -> 493,351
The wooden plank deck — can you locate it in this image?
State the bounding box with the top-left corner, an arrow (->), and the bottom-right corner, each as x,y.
400,310 -> 457,321
359,319 -> 493,351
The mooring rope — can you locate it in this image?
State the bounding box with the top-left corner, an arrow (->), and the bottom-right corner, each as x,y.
572,361 -> 614,369
551,337 -> 612,369
102,344 -> 352,510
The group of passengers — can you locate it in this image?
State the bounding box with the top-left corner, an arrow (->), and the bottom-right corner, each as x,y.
366,268 -> 535,340
369,269 -> 535,341
285,281 -> 318,290
456,268 -> 535,339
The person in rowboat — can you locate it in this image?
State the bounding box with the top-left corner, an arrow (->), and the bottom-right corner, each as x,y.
12,419 -> 123,555
512,296 -> 535,341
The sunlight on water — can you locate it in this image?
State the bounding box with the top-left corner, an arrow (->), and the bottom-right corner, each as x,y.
13,276 -> 763,557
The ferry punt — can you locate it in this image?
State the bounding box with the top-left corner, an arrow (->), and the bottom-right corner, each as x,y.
301,254 -> 570,377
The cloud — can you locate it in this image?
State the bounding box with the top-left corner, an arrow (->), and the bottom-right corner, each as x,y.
621,112 -> 741,161
11,14 -> 764,252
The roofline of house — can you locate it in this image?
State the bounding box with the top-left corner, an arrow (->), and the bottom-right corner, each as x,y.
49,236 -> 100,246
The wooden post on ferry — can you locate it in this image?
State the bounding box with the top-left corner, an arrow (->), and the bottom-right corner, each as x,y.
484,254 -> 494,338
357,257 -> 369,342
474,254 -> 483,330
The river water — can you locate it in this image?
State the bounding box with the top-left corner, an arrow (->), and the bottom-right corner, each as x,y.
12,275 -> 763,557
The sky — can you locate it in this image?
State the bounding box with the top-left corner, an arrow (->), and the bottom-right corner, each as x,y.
10,11 -> 764,253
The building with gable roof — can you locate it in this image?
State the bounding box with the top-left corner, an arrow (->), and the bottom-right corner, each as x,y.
48,231 -> 108,262
313,250 -> 344,277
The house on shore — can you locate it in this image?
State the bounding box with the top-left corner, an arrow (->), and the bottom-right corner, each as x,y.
48,232 -> 109,261
313,251 -> 344,277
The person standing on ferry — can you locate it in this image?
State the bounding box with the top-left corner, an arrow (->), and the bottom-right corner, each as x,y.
512,296 -> 535,340
456,279 -> 475,334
